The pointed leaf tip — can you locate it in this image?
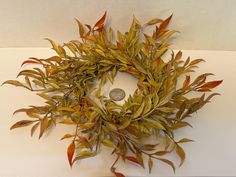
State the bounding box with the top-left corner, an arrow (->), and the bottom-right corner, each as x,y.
94,11 -> 107,29
67,141 -> 75,167
201,80 -> 223,90
159,14 -> 173,30
111,167 -> 125,177
183,75 -> 190,89
10,120 -> 34,130
176,145 -> 185,167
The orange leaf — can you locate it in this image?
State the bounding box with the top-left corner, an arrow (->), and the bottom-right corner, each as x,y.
94,11 -> 107,29
21,60 -> 40,67
111,167 -> 125,177
116,41 -> 122,49
67,141 -> 75,167
82,35 -> 96,42
182,75 -> 190,89
124,67 -> 140,77
126,156 -> 140,165
201,80 -> 223,90
159,14 -> 173,31
156,57 -> 162,65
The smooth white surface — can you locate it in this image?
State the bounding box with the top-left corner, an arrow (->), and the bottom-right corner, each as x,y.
0,0 -> 236,51
0,48 -> 235,177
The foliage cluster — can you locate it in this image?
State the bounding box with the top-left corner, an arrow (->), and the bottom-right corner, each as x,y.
3,12 -> 222,177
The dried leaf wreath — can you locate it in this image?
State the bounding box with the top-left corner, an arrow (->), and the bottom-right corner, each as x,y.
3,12 -> 222,176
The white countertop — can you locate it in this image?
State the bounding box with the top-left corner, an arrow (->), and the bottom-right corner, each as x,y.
0,48 -> 234,177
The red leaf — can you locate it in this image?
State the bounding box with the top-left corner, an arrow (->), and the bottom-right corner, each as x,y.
111,168 -> 125,177
201,80 -> 223,90
67,141 -> 75,167
94,11 -> 107,29
21,60 -> 40,67
156,57 -> 161,65
116,41 -> 122,49
126,156 -> 139,163
85,24 -> 92,31
159,14 -> 173,31
124,67 -> 140,77
126,156 -> 141,166
182,75 -> 190,89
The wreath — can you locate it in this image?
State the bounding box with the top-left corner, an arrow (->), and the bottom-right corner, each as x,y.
3,12 -> 222,177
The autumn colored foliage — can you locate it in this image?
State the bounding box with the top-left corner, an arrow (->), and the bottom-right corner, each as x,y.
3,12 -> 222,177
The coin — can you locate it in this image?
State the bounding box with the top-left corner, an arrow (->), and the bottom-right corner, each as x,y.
109,88 -> 126,101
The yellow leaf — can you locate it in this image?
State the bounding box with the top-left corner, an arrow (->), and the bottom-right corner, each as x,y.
57,107 -> 75,112
133,102 -> 145,119
102,139 -> 116,148
156,158 -> 175,172
39,118 -> 49,139
145,119 -> 166,130
37,93 -> 52,101
75,19 -> 84,37
176,145 -> 185,167
61,134 -> 74,140
146,18 -> 162,26
59,119 -> 75,125
118,118 -> 131,130
2,80 -> 25,87
10,120 -> 34,130
143,97 -> 152,115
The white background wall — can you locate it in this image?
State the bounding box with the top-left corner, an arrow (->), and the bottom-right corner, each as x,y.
0,0 -> 236,50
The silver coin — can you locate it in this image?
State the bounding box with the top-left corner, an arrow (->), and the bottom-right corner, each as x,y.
109,88 -> 126,101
